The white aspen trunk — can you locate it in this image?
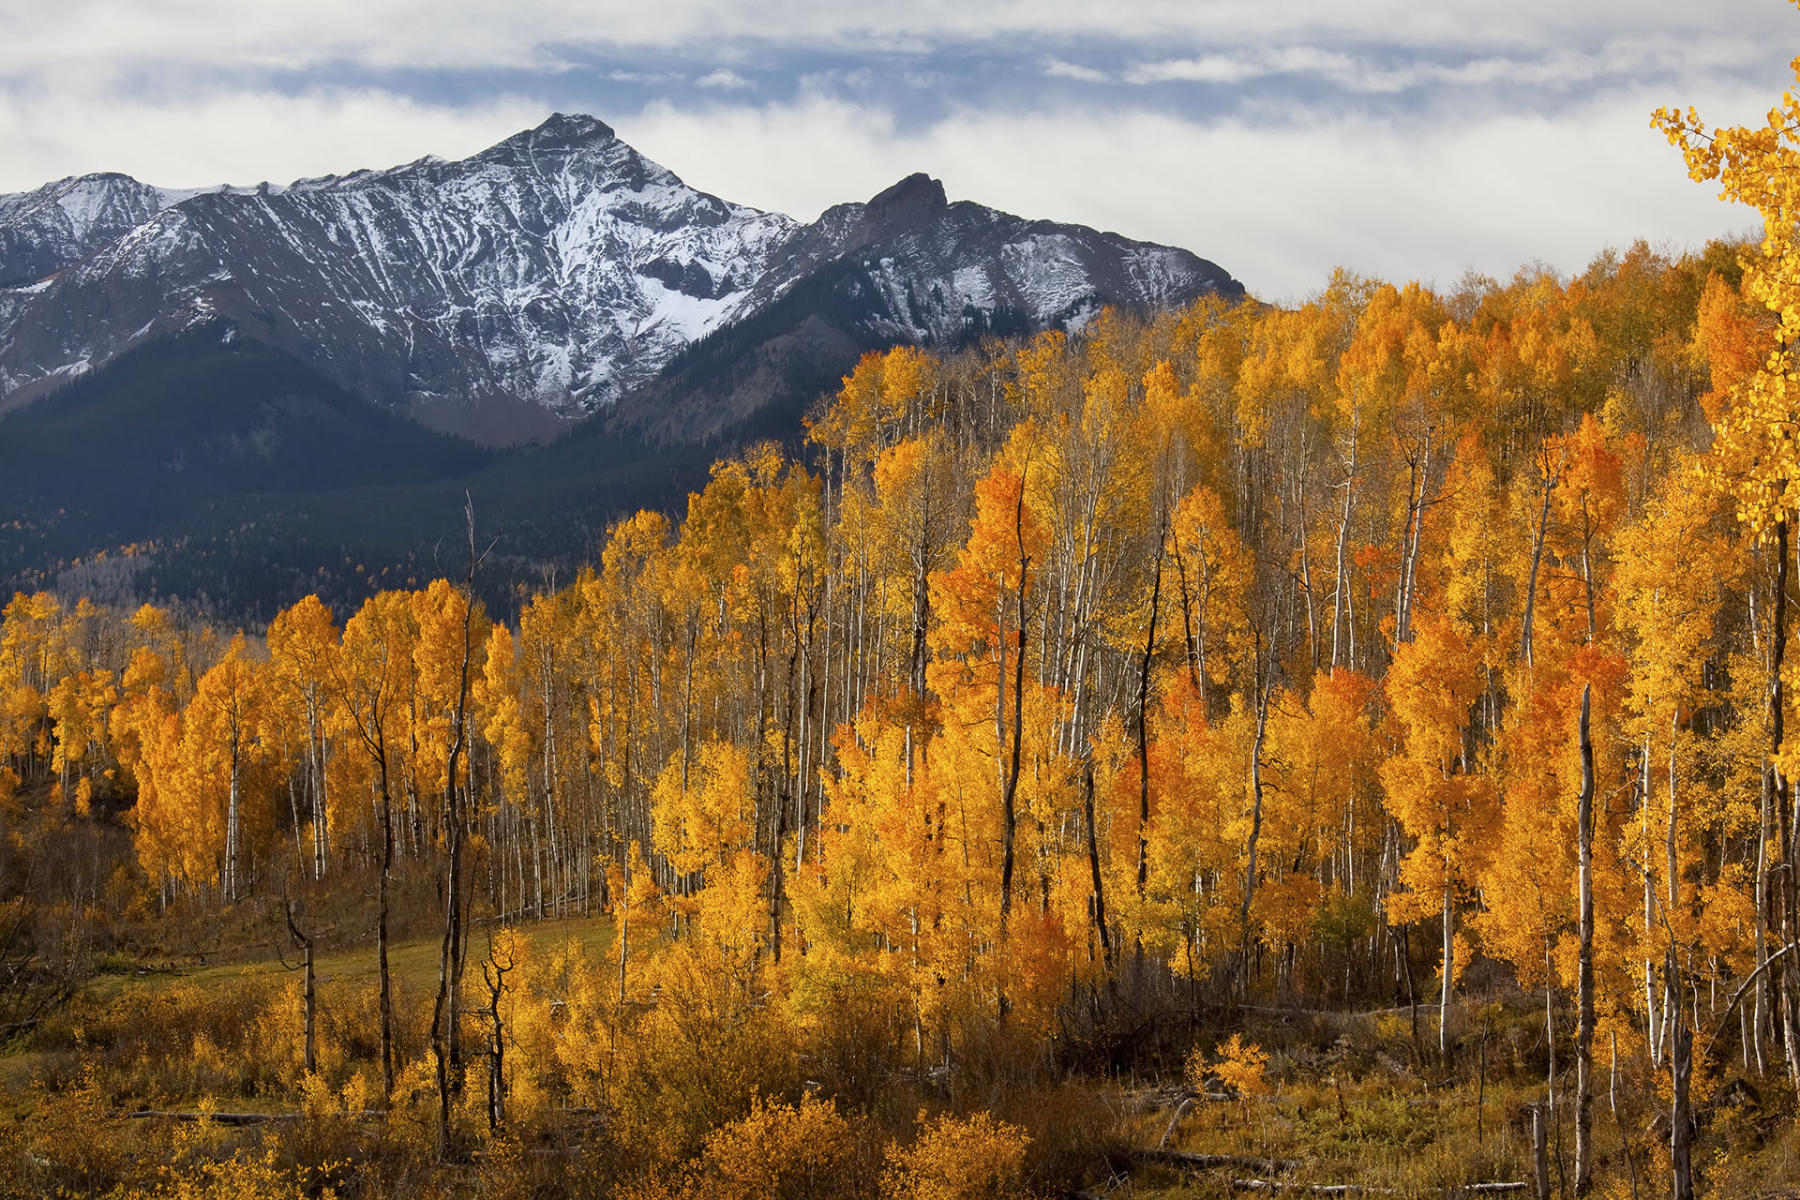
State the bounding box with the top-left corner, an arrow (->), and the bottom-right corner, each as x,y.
1520,455 -> 1560,668
1330,423 -> 1358,671
1440,875 -> 1454,1066
1575,685 -> 1595,1197
226,721 -> 241,904
1646,732 -> 1664,1068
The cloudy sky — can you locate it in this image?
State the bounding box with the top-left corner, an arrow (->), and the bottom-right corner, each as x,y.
1,0 -> 1792,300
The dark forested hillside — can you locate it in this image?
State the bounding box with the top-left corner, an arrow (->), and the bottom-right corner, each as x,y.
0,325 -> 725,622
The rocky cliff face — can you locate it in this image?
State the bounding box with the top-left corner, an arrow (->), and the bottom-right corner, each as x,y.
0,114 -> 1240,444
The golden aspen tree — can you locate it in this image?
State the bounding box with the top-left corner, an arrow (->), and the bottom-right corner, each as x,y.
411,580 -> 485,815
161,636 -> 274,902
1433,431 -> 1507,652
1658,34 -> 1800,1144
772,466 -> 827,934
788,714 -> 952,1076
512,592 -> 564,915
1547,415 -> 1625,645
1612,457 -> 1742,1068
1690,269 -> 1767,429
1167,484 -> 1253,704
930,452 -> 1048,925
1172,304 -> 1259,621
1486,420 -> 1628,1111
112,605 -> 181,872
477,622 -> 534,916
1392,314 -> 1474,647
0,592 -> 59,787
1011,330 -> 1075,424
129,706 -> 188,894
808,345 -> 939,469
1481,639 -> 1629,1147
651,737 -> 766,958
870,433 -> 965,709
1332,280 -> 1441,670
266,596 -> 338,880
1262,669 -> 1382,994
1132,673 -> 1255,982
584,509 -> 678,871
1382,613 -> 1494,1064
1234,296 -> 1343,672
335,589 -> 418,1097
46,668 -> 115,817
410,512 -> 485,1157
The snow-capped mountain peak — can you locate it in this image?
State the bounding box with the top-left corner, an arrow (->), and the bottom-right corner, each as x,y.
0,114 -> 1239,443
484,111 -> 618,155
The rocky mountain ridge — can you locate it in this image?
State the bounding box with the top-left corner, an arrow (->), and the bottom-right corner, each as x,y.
0,114 -> 1239,444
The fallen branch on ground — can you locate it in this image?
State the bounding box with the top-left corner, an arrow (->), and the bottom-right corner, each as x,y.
122,1110 -> 300,1126
1132,1148 -> 1299,1173
1230,1181 -> 1528,1196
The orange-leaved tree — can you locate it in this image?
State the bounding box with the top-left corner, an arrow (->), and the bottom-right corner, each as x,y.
1382,612 -> 1494,1064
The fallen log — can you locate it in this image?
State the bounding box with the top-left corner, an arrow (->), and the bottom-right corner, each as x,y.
1122,1146 -> 1526,1199
1157,1096 -> 1196,1149
1133,1148 -> 1299,1174
1232,1183 -> 1393,1196
1121,1087 -> 1233,1113
1229,1181 -> 1528,1197
123,1110 -> 299,1126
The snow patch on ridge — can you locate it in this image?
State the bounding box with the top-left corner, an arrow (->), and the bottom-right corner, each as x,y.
0,114 -> 1238,432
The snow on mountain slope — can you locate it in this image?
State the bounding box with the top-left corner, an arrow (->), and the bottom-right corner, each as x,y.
806,173 -> 1226,343
0,174 -> 178,289
0,116 -> 806,438
0,115 -> 1240,444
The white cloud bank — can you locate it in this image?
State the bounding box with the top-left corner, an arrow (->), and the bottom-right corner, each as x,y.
0,82 -> 1768,302
621,92 -> 1763,302
0,1 -> 1790,301
1114,39 -> 1751,93
696,69 -> 753,90
1,0 -> 1790,72
0,89 -> 547,192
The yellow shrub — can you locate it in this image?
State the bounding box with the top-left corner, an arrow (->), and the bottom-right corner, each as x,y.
17,1066 -> 150,1197
609,938 -> 798,1164
699,1093 -> 865,1200
882,1111 -> 1031,1200
106,1147 -> 337,1200
1190,1033 -> 1270,1099
387,1056 -> 444,1163
244,979 -> 306,1091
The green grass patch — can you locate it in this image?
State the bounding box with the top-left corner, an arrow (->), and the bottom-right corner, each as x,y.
81,915 -> 614,1002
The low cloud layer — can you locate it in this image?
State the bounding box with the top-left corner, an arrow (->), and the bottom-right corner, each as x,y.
4,1 -> 1790,72
620,93 -> 1761,302
0,1 -> 1789,300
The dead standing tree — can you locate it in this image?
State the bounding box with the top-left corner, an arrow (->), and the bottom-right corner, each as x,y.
432,495 -> 490,1160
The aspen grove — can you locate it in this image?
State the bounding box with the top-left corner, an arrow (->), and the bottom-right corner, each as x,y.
11,89 -> 1800,1198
